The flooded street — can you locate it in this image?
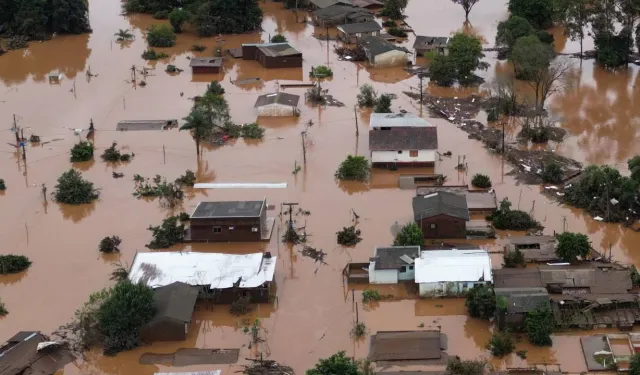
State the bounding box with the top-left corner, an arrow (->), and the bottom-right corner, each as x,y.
1,0 -> 640,374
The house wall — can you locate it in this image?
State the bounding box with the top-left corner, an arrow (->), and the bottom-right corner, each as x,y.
192,66 -> 220,74
206,283 -> 271,304
257,103 -> 299,117
418,281 -> 488,297
340,30 -> 379,43
371,149 -> 436,167
417,214 -> 466,239
190,216 -> 262,242
398,265 -> 415,281
261,53 -> 304,68
415,46 -> 449,57
371,49 -> 408,68
140,318 -> 188,342
369,263 -> 398,284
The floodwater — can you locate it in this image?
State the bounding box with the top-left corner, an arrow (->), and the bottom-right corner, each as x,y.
0,0 -> 639,374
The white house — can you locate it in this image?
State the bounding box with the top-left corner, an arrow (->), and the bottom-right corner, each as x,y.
358,36 -> 410,68
368,246 -> 420,284
414,249 -> 492,297
369,115 -> 438,168
254,92 -> 300,117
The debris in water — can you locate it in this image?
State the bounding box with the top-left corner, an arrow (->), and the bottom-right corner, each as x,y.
240,359 -> 295,375
112,172 -> 124,178
300,246 -> 327,264
337,225 -> 362,246
233,77 -> 261,85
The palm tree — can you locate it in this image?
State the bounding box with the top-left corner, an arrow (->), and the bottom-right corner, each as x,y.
180,107 -> 212,157
114,29 -> 135,41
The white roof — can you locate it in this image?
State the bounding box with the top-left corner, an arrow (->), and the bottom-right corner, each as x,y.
414,249 -> 492,283
369,113 -> 434,128
129,252 -> 277,289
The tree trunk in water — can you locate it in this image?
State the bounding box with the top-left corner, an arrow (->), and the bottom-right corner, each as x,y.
196,137 -> 200,157
464,7 -> 470,20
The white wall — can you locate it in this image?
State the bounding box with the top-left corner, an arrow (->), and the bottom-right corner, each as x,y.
369,264 -> 399,284
419,281 -> 488,297
257,104 -> 298,117
373,50 -> 408,68
371,149 -> 436,163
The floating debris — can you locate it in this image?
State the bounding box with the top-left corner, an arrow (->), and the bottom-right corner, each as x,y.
300,246 -> 327,264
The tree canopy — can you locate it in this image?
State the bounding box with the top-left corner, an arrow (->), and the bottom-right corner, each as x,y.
508,0 -> 554,29
193,0 -> 263,36
146,24 -> 176,47
489,198 -> 541,231
373,94 -> 393,113
53,169 -> 100,205
1,0 -> 91,40
630,353 -> 640,375
451,0 -> 480,20
510,35 -> 554,80
393,223 -> 425,246
428,33 -> 486,86
465,284 -> 495,320
0,255 -> 32,274
335,155 -> 370,181
379,0 -> 408,20
525,303 -> 554,346
306,351 -> 360,375
555,232 -> 591,262
496,15 -> 534,51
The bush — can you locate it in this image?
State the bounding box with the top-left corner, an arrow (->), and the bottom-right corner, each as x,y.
337,226 -> 362,245
382,20 -> 396,27
146,24 -> 176,47
487,331 -> 515,357
192,0 -> 263,36
465,284 -> 495,320
0,179 -> 5,190
350,321 -> 367,338
206,80 -> 225,96
387,27 -> 407,37
70,141 -> 94,162
307,351 -> 360,375
0,299 -> 7,316
178,212 -> 190,221
429,55 -> 456,86
536,30 -> 554,44
374,94 -> 392,113
508,0 -> 553,29
241,123 -> 265,139
471,174 -> 492,188
230,296 -> 253,315
487,107 -> 499,122
152,10 -> 168,19
0,255 -> 32,274
166,64 -> 178,73
7,36 -> 28,50
393,223 -> 424,246
311,65 -> 333,77
335,155 -> 370,181
525,303 -> 554,346
503,248 -> 525,268
446,358 -> 487,375
146,216 -> 185,249
556,232 -> 590,262
542,163 -> 563,184
362,289 -> 381,302
191,44 -> 206,52
270,34 -> 287,43
134,174 -> 184,207
520,125 -> 550,143
141,49 -> 169,60
54,169 -> 100,204
99,236 -> 122,253
630,353 -> 640,375
169,8 -> 190,33
489,199 -> 540,231
175,170 -> 196,186
101,142 -> 132,162
357,84 -> 377,107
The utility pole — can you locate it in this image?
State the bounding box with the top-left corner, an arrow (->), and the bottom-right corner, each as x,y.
353,105 -> 359,137
502,120 -> 505,154
301,131 -> 307,164
282,202 -> 299,231
163,145 -> 166,164
418,75 -> 423,116
20,128 -> 25,160
13,114 -> 19,145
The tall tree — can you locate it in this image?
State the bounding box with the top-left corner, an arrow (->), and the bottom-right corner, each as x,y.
496,15 -> 534,51
522,57 -> 572,111
193,0 -> 262,36
451,0 -> 480,20
380,0 -> 408,20
180,107 -> 212,157
510,35 -> 554,82
447,32 -> 487,82
508,0 -> 554,28
556,232 -> 591,262
564,0 -> 591,58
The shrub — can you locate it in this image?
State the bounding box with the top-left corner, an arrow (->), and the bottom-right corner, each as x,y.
7,36 -> 28,50
0,299 -> 7,316
191,44 -> 206,52
350,322 -> 367,338
446,358 -> 487,375
70,141 -> 94,162
99,236 -> 122,253
178,212 -> 190,221
387,27 -> 407,37
373,94 -> 392,113
556,232 -> 590,262
542,163 -> 563,184
465,284 -> 495,320
141,49 -> 169,60
357,84 -> 377,108
166,64 -> 178,72
382,20 -> 396,27
230,296 -> 253,315
503,248 -> 525,268
0,255 -> 32,274
101,142 -> 132,162
393,223 -> 424,246
270,34 -> 287,43
489,198 -> 540,231
362,289 -> 381,302
525,303 -> 554,346
335,155 -> 370,181
146,216 -> 185,249
630,353 -> 640,375
536,30 -> 554,44
241,123 -> 265,139
0,179 -> 5,190
520,125 -> 550,143
175,170 -> 196,186
307,351 -> 360,375
311,65 -> 333,77
169,8 -> 190,33
146,24 -> 176,47
152,10 -> 168,19
134,174 -> 184,207
429,54 -> 456,87
471,174 -> 492,188
54,169 -> 100,204
487,331 -> 515,357
487,107 -> 499,122
337,226 -> 362,245
206,80 -> 225,96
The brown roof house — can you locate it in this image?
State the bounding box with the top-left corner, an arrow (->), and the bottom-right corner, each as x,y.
494,287 -> 550,331
367,246 -> 420,284
0,331 -> 75,375
189,57 -> 223,74
369,331 -> 447,362
312,5 -> 374,26
187,199 -> 275,242
337,21 -> 381,43
358,36 -> 411,67
505,236 -> 559,263
412,191 -> 469,239
369,115 -> 437,168
241,43 -> 303,68
140,282 -> 199,342
254,92 -> 300,117
413,36 -> 450,56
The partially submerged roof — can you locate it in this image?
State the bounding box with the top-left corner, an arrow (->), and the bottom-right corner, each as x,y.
412,191 -> 469,221
372,246 -> 420,270
509,236 -> 557,245
0,331 -> 75,375
493,268 -> 544,289
358,35 -> 411,55
151,282 -> 199,323
369,127 -> 438,151
247,43 -> 301,57
313,4 -> 372,19
495,287 -> 550,314
538,263 -> 632,294
369,113 -> 434,128
337,21 -> 382,34
128,252 -> 277,289
416,187 -> 497,211
189,57 -> 222,68
308,0 -> 352,8
191,200 -> 265,219
414,249 -> 492,283
254,92 -> 300,108
413,36 -> 450,49
350,0 -> 383,7
116,119 -> 177,131
369,331 -> 445,361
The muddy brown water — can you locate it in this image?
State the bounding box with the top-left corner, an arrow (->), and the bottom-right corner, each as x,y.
1,0 -> 639,374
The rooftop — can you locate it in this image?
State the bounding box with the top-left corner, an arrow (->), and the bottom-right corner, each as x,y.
369,127 -> 438,151
308,0 -> 352,8
191,200 -> 265,219
416,187 -> 497,211
369,113 -> 434,128
128,252 -> 277,289
116,119 -> 177,131
495,287 -> 550,314
151,282 -> 199,323
412,191 -> 469,221
493,268 -> 544,289
189,57 -> 223,68
506,236 -> 558,262
369,331 -> 445,361
350,0 -> 383,7
337,21 -> 382,34
0,331 -> 75,375
313,4 -> 372,19
414,249 -> 492,283
413,36 -> 450,49
253,43 -> 301,57
372,246 -> 420,270
254,92 -> 300,108
358,35 -> 410,56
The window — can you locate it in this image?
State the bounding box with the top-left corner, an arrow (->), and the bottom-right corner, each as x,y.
409,265 -> 414,270
229,226 -> 235,230
430,223 -> 436,229
397,150 -> 403,154
410,150 -> 418,157
251,227 -> 259,232
400,266 -> 407,273
213,226 -> 222,233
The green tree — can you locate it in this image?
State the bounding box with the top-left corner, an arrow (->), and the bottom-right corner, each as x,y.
451,0 -> 480,20
206,80 -> 225,96
525,303 -> 554,346
510,35 -> 554,80
487,331 -> 515,357
393,223 -> 425,246
630,353 -> 640,375
357,84 -> 378,107
181,107 -> 212,157
503,248 -> 525,268
146,215 -> 185,249
306,351 -> 359,375
169,8 -> 190,33
53,169 -> 100,204
193,0 -> 262,36
489,198 -> 541,230
70,141 -> 94,162
380,0 -> 408,19
447,32 -> 487,82
335,155 -> 370,181
0,179 -> 5,190
629,155 -> 640,181
98,281 -> 156,355
429,54 -> 456,86
564,0 -> 591,58
496,15 -> 534,51
508,0 -> 554,28
4,0 -> 91,39
114,28 -> 135,41
373,94 -> 392,113
50,0 -> 91,34
446,358 -> 487,375
471,173 -> 491,188
146,24 -> 176,47
542,162 -> 563,183
0,255 -> 32,274
465,284 -> 495,320
271,34 -> 287,43
555,232 -> 590,262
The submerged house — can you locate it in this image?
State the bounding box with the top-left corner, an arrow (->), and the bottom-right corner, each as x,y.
241,43 -> 303,68
414,249 -> 492,296
504,236 -> 558,263
368,246 -> 420,284
0,331 -> 75,375
140,282 -> 199,342
311,5 -> 373,26
369,331 -> 447,361
337,21 -> 382,43
413,36 -> 450,56
189,57 -> 223,74
254,92 -> 300,117
129,251 -> 277,303
358,36 -> 411,67
187,199 -> 274,242
412,191 -> 470,239
308,0 -> 352,9
494,287 -> 550,331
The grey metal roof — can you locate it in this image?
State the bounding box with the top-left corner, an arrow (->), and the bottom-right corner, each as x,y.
369,113 -> 433,128
254,92 -> 300,108
337,21 -> 381,34
413,36 -> 450,49
116,119 -> 177,131
373,246 -> 420,270
350,0 -> 383,7
191,200 -> 264,219
256,43 -> 301,57
369,127 -> 438,151
493,268 -> 544,289
370,331 -> 444,361
309,0 -> 352,8
412,191 -> 469,221
358,35 -> 411,56
189,57 -> 223,68
495,287 -> 550,314
313,4 -> 372,19
152,282 -> 199,323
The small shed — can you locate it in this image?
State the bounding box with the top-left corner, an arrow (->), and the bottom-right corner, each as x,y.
254,92 -> 300,117
369,126 -> 438,168
369,331 -> 446,361
412,191 -> 469,239
141,282 -> 199,342
358,36 -> 410,67
368,246 -> 420,284
189,57 -> 223,74
312,5 -> 373,26
337,21 -> 382,43
414,249 -> 492,297
188,199 -> 274,242
241,43 -> 303,68
495,287 -> 550,330
413,36 -> 450,56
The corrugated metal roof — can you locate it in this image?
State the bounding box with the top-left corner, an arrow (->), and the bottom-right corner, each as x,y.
369,127 -> 438,151
189,57 -> 223,68
373,246 -> 420,270
337,21 -> 381,34
495,287 -> 550,313
412,191 -> 469,220
129,252 -> 277,289
254,92 -> 300,108
191,200 -> 264,219
369,331 -> 444,361
151,282 -> 199,323
414,249 -> 492,283
369,113 -> 434,128
413,36 -> 450,49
